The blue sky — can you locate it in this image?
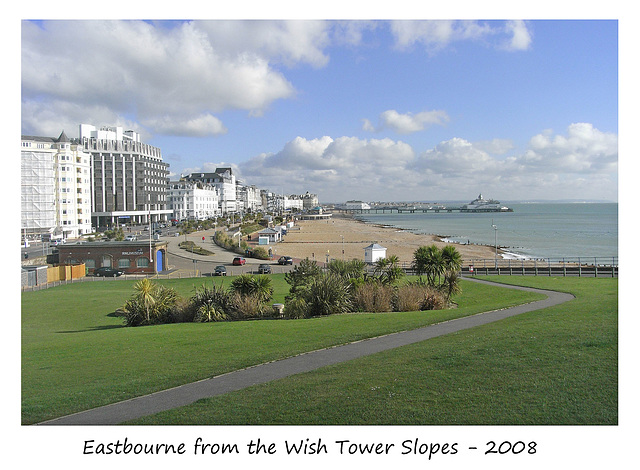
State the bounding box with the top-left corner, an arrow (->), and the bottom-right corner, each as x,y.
21,17 -> 619,203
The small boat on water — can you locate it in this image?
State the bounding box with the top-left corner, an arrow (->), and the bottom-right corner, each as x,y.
463,194 -> 512,212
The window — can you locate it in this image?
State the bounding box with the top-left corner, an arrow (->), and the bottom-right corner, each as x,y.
101,255 -> 112,267
136,257 -> 149,268
118,258 -> 131,269
84,259 -> 95,268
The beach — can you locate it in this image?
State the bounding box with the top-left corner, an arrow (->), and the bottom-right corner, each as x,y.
273,214 -> 498,266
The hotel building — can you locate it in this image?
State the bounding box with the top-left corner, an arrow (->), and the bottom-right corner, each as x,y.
79,124 -> 172,228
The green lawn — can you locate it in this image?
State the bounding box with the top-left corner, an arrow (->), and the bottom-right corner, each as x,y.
129,276 -> 618,425
22,275 -> 545,424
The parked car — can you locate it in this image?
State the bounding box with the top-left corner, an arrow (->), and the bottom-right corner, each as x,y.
214,265 -> 227,276
277,256 -> 293,265
258,264 -> 272,274
93,267 -> 124,277
232,257 -> 246,266
124,235 -> 137,241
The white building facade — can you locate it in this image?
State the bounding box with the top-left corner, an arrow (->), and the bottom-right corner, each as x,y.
237,183 -> 262,213
168,182 -> 220,221
182,169 -> 237,215
80,124 -> 172,228
302,192 -> 319,210
21,131 -> 92,239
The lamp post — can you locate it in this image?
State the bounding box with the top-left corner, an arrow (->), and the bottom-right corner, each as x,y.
148,194 -> 153,264
341,235 -> 344,259
492,219 -> 497,268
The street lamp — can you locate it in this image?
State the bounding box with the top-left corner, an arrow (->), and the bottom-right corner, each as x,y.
492,219 -> 497,268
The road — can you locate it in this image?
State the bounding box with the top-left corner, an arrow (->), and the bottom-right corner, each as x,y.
163,227 -> 297,276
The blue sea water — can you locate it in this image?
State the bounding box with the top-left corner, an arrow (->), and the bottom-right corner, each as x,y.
354,203 -> 618,261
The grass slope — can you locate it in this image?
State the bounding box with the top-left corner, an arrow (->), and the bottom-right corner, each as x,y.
129,276 -> 618,425
21,276 -> 543,424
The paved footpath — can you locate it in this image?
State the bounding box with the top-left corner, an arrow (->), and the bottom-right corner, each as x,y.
38,278 -> 573,425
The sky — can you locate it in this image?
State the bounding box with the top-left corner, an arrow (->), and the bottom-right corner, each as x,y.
21,15 -> 619,203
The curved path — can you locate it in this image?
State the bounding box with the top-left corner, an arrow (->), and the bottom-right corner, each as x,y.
38,278 -> 574,425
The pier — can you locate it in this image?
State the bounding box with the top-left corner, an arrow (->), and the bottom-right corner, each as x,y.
333,205 -> 513,214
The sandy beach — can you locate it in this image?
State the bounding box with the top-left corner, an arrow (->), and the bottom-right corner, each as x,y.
270,214 -> 498,266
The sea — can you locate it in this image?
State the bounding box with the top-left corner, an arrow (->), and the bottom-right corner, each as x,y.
353,203 -> 618,262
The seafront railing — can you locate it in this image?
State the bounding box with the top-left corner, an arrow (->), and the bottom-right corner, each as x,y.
397,256 -> 618,278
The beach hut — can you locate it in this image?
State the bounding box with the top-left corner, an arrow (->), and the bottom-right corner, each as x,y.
364,243 -> 387,263
257,227 -> 281,244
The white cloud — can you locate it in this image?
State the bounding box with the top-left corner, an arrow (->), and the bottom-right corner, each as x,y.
142,114 -> 227,137
236,123 -> 617,202
239,136 -> 415,198
21,19 -> 533,140
518,123 -> 618,173
193,20 -> 331,68
504,20 -> 533,51
473,138 -> 515,155
364,109 -> 450,134
389,20 -> 532,53
21,20 -> 307,136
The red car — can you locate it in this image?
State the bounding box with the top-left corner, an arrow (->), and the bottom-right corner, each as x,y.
232,257 -> 246,266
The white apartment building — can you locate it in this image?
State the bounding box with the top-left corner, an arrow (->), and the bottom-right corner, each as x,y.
302,192 -> 319,210
168,182 -> 220,221
237,183 -> 262,213
21,131 -> 92,240
80,124 -> 172,228
259,191 -> 304,213
284,195 -> 304,211
182,169 -> 237,215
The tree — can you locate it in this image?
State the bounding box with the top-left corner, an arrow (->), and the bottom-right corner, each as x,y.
440,270 -> 461,302
373,255 -> 405,285
412,245 -> 444,286
284,258 -> 322,300
441,245 -> 462,276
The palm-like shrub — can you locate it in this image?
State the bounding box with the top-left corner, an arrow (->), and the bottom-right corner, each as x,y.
123,279 -> 180,326
250,275 -> 274,303
195,302 -> 228,322
327,258 -> 367,280
230,274 -> 256,297
373,255 -> 405,285
230,274 -> 273,302
187,283 -> 236,322
305,273 -> 353,316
